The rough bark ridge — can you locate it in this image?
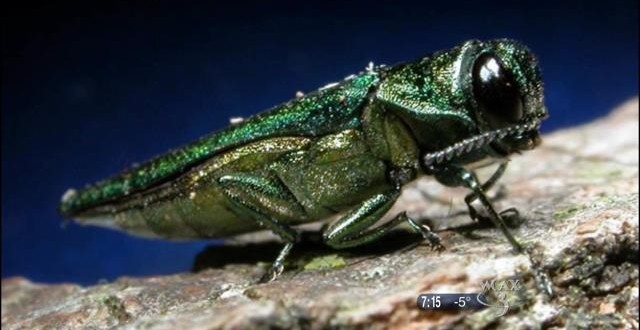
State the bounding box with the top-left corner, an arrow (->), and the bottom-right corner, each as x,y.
2,98 -> 638,330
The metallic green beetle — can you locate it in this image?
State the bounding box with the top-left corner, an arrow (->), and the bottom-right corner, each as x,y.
60,39 -> 547,283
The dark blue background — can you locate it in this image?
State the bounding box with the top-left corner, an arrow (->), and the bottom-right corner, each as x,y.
2,1 -> 638,285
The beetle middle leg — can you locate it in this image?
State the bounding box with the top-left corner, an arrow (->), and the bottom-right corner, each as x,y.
322,188 -> 444,251
218,173 -> 306,283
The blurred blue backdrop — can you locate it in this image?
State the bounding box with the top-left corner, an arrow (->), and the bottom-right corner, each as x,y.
2,1 -> 638,285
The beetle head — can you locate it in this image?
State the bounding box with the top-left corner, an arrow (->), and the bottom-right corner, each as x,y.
467,39 -> 548,155
375,39 -> 548,167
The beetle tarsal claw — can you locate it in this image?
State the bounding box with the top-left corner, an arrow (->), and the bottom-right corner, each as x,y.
498,207 -> 523,228
406,217 -> 445,252
424,231 -> 445,252
259,264 -> 284,283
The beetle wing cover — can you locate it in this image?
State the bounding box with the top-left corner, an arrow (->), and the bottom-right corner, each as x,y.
60,73 -> 379,216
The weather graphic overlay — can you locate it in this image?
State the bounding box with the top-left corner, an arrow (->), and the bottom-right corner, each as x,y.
417,294 -> 488,311
417,277 -> 528,316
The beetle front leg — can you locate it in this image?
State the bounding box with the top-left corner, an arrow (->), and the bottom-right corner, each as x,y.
430,164 -> 555,297
431,165 -> 523,252
464,161 -> 521,228
322,189 -> 444,251
218,173 -> 305,283
458,169 -> 523,252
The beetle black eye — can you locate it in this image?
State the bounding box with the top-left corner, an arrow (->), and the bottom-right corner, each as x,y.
472,53 -> 523,123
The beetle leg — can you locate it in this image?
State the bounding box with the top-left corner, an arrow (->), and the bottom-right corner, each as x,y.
403,212 -> 445,251
463,162 -> 522,227
464,173 -> 554,296
458,169 -> 523,252
469,161 -> 509,199
431,165 -> 522,252
322,189 -> 444,250
218,173 -> 305,283
432,165 -> 555,297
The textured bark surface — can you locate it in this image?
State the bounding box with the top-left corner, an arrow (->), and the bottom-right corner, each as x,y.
2,98 -> 638,330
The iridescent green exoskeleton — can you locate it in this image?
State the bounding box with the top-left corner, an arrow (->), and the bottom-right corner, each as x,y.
60,39 -> 548,284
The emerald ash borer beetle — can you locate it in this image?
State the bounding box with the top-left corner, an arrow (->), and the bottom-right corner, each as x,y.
60,39 -> 549,284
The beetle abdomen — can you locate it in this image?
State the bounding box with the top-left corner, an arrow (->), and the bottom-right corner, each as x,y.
69,136 -> 315,239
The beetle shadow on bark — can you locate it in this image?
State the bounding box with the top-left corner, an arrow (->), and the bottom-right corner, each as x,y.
191,229 -> 423,273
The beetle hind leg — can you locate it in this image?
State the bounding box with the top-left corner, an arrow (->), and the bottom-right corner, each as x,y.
218,173 -> 305,283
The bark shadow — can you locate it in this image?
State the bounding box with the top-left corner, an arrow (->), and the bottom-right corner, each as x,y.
192,229 -> 422,272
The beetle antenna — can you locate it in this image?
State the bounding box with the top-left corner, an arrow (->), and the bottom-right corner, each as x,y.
422,121 -> 541,167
